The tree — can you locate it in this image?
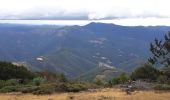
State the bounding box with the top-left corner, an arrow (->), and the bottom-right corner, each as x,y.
131,64 -> 160,81
0,61 -> 34,80
148,31 -> 170,66
148,31 -> 170,76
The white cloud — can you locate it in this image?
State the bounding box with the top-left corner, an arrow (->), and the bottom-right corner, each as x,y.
0,0 -> 170,20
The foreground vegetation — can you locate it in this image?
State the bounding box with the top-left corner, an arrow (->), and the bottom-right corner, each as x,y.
0,61 -> 170,95
0,61 -> 93,94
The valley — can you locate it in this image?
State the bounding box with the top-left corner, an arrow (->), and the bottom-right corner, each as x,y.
0,23 -> 169,79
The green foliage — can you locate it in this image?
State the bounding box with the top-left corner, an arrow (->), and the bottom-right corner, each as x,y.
6,79 -> 19,86
108,73 -> 129,86
0,85 -> 21,93
148,31 -> 170,76
0,61 -> 34,80
59,73 -> 68,83
0,79 -> 20,89
32,77 -> 45,86
118,73 -> 129,84
154,84 -> 170,90
0,80 -> 6,88
108,77 -> 119,86
0,61 -> 89,94
62,83 -> 87,92
147,31 -> 170,83
35,71 -> 69,83
32,84 -> 55,95
20,86 -> 39,93
161,67 -> 170,78
95,79 -> 104,86
157,75 -> 169,84
21,82 -> 88,94
131,64 -> 160,80
35,71 -> 59,82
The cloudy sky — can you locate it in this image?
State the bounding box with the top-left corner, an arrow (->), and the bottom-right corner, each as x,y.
0,0 -> 170,25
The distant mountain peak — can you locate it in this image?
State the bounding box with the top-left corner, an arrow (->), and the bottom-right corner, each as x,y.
84,22 -> 122,30
85,22 -> 117,27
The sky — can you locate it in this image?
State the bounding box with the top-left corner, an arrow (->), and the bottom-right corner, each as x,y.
0,0 -> 170,26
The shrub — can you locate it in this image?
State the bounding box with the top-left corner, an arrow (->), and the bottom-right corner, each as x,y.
32,84 -> 55,95
118,73 -> 129,84
0,80 -> 6,89
154,84 -> 170,90
95,79 -> 104,86
20,86 -> 39,93
32,77 -> 45,86
54,83 -> 66,92
108,77 -> 120,86
57,83 -> 87,92
131,64 -> 160,81
0,85 -> 21,93
58,73 -> 68,82
0,79 -> 19,89
5,79 -> 19,86
108,73 -> 129,86
66,83 -> 87,92
157,75 -> 168,84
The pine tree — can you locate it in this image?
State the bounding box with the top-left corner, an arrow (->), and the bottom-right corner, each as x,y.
148,31 -> 170,76
149,31 -> 170,66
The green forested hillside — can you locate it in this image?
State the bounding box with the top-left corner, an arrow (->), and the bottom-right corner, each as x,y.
0,23 -> 169,78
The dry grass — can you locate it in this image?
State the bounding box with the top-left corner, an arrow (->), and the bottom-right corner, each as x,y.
0,88 -> 169,100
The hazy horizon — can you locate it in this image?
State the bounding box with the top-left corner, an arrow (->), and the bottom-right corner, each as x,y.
1,18 -> 170,26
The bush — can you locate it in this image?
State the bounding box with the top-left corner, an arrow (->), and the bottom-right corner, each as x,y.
20,84 -> 56,95
57,83 -> 87,92
0,80 -> 6,89
108,77 -> 120,86
53,83 -> 66,92
118,73 -> 129,84
131,64 -> 160,81
20,86 -> 39,93
108,73 -> 129,86
58,73 -> 68,82
32,84 -> 55,95
0,85 -> 21,93
0,81 -> 89,94
157,75 -> 168,84
0,79 -> 19,89
5,79 -> 19,86
154,84 -> 170,90
32,77 -> 45,86
66,83 -> 87,92
95,79 -> 104,86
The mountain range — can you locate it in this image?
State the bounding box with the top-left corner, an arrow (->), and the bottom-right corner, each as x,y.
0,23 -> 169,79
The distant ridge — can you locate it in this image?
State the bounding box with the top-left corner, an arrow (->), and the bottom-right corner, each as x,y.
0,22 -> 169,78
